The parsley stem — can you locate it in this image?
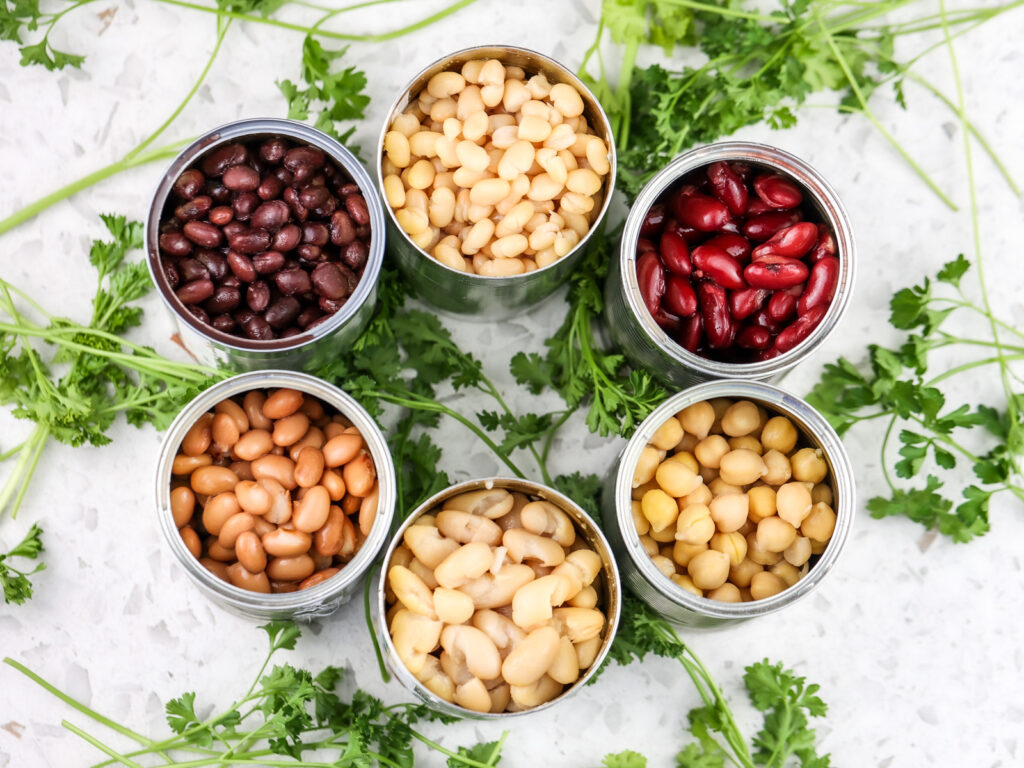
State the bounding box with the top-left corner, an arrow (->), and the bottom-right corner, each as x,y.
0,424 -> 48,519
363,560 -> 391,683
407,730 -> 500,768
2,658 -> 155,747
540,408 -> 574,476
660,0 -> 779,22
880,415 -> 899,493
0,442 -> 25,462
62,721 -> 144,768
925,354 -> 1024,387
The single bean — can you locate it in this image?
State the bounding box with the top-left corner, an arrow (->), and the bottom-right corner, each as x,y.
227,562 -> 271,593
703,232 -> 752,263
301,221 -> 329,247
299,568 -> 340,590
173,169 -> 205,200
228,228 -> 272,255
741,210 -> 801,241
250,250 -> 285,276
773,304 -> 827,353
673,192 -> 730,232
729,287 -> 768,320
751,222 -> 818,260
200,143 -> 247,177
257,174 -> 284,201
340,241 -> 368,272
171,453 -> 212,475
227,251 -> 258,282
677,312 -> 703,352
322,432 -> 362,468
697,281 -> 734,349
663,274 -> 697,317
170,486 -> 195,528
250,200 -> 289,232
272,223 -> 302,252
263,388 -> 304,420
246,281 -> 271,313
342,450 -> 376,497
798,256 -> 839,315
251,454 -> 297,490
658,229 -> 691,276
767,291 -> 798,323
175,279 -> 214,306
180,526 -> 202,558
293,485 -> 331,532
274,267 -> 312,296
753,173 -> 803,209
808,223 -> 836,262
178,258 -> 209,283
222,165 -> 260,192
294,446 -> 325,488
636,251 -> 665,317
160,231 -> 192,257
640,203 -> 666,238
265,296 -> 302,330
736,324 -> 772,350
174,195 -> 212,222
744,256 -> 808,290
691,245 -> 746,290
311,263 -> 348,300
707,161 -> 747,215
263,527 -> 313,558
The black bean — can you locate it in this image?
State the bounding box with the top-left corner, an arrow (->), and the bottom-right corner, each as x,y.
205,284 -> 241,314
280,327 -> 303,338
329,210 -> 355,246
274,167 -> 294,185
299,185 -> 329,210
173,169 -> 205,200
176,279 -> 214,305
283,146 -> 325,173
183,221 -> 222,248
344,194 -> 370,226
222,165 -> 261,192
246,281 -> 271,312
174,195 -> 212,222
159,231 -> 192,257
301,222 -> 329,247
275,267 -> 312,296
209,206 -> 234,226
251,200 -> 290,232
272,224 -> 301,252
222,275 -> 241,288
297,307 -> 323,328
319,295 -> 347,314
296,244 -> 323,263
232,192 -> 260,221
337,182 -> 360,197
241,313 -> 274,340
211,313 -> 236,333
201,143 -> 248,177
195,250 -> 228,281
227,251 -> 257,282
222,220 -> 247,239
311,262 -> 349,300
259,138 -> 288,164
265,296 -> 302,329
228,228 -> 271,255
178,258 -> 209,283
252,250 -> 285,275
282,187 -> 308,222
186,303 -> 211,325
205,182 -> 231,204
312,195 -> 336,218
340,240 -> 368,272
163,262 -> 180,289
257,174 -> 284,201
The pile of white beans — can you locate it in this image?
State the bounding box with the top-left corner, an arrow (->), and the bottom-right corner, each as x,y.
382,58 -> 611,276
384,487 -> 608,713
631,397 -> 838,601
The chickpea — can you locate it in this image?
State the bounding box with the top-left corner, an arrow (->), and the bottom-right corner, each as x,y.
633,445 -> 660,488
670,573 -> 703,597
729,557 -> 762,588
650,554 -> 676,579
667,450 -> 700,475
718,448 -> 767,486
687,550 -> 730,590
655,460 -> 701,498
649,416 -> 684,451
675,504 -> 715,545
728,435 -> 762,454
749,571 -> 787,600
790,447 -> 828,483
770,560 -> 802,587
706,582 -> 742,603
709,531 -> 747,567
708,493 -> 748,533
761,449 -> 793,486
694,434 -> 730,469
672,540 -> 707,568
641,488 -> 679,533
720,400 -> 761,437
776,482 -> 813,527
756,516 -> 797,553
801,502 -> 837,541
678,401 -> 714,439
760,416 -> 799,454
811,483 -> 834,505
747,485 -> 777,523
783,537 -> 812,567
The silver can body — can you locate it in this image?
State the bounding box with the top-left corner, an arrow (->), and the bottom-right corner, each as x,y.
377,45 -> 617,320
601,380 -> 854,628
374,477 -> 621,718
606,141 -> 855,388
146,118 -> 386,371
155,370 -> 395,620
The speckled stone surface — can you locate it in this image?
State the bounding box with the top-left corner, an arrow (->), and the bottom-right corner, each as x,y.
1,1 -> 1023,766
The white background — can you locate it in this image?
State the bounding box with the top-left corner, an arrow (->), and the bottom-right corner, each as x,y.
2,0 -> 1023,765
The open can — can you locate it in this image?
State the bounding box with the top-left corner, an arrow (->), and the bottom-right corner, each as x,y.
605,141 -> 855,388
155,370 -> 395,620
602,380 -> 854,627
377,45 -> 617,319
146,118 -> 386,372
375,477 -> 621,717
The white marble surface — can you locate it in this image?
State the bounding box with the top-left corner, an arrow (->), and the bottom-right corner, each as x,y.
2,1 -> 1024,765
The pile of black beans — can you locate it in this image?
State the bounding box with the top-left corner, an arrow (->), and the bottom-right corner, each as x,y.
158,137 -> 372,342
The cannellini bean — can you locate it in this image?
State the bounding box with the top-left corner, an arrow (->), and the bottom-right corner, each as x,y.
550,607 -> 604,643
435,510 -> 502,546
434,541 -> 493,589
458,563 -> 534,609
511,573 -> 571,628
389,565 -> 437,618
520,501 -> 575,547
501,626 -> 560,686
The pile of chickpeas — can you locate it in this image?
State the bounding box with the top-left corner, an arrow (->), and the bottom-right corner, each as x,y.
170,388 -> 379,593
382,58 -> 611,276
631,397 -> 838,602
384,487 -> 608,713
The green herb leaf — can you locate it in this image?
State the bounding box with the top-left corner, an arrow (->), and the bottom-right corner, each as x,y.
0,524 -> 45,604
603,749 -> 648,768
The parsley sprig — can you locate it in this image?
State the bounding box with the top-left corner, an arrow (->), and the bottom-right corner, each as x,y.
4,621 -> 506,767
0,523 -> 44,604
599,597 -> 832,768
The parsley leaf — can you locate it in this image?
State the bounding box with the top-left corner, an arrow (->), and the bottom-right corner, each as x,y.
744,660 -> 831,768
0,523 -> 45,604
603,749 -> 648,768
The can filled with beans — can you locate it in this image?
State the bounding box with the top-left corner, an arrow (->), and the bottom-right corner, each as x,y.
375,477 -> 621,717
147,118 -> 386,371
378,45 -> 616,319
606,142 -> 855,388
602,380 -> 854,627
155,370 -> 395,620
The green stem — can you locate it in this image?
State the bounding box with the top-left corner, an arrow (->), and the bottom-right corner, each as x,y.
363,560 -> 391,683
880,414 -> 899,493
7,425 -> 48,520
660,0 -> 779,22
0,424 -> 49,519
926,354 -> 1024,386
407,729 -> 501,768
62,721 -> 144,768
540,409 -> 574,475
0,441 -> 26,462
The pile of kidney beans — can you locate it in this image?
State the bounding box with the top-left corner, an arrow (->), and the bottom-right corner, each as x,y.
158,137 -> 372,342
635,160 -> 840,363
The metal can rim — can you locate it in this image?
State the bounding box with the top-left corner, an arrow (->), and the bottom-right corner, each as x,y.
619,140 -> 856,377
375,43 -> 617,284
155,369 -> 396,615
145,117 -> 386,353
375,476 -> 622,718
614,380 -> 855,620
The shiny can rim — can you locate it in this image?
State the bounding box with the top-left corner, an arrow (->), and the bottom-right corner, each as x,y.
375,476 -> 622,719
145,117 -> 386,354
614,380 -> 855,620
155,370 -> 396,615
619,141 -> 856,378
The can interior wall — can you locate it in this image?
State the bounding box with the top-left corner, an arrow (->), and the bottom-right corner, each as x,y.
375,477 -> 622,718
377,45 -> 617,320
607,141 -> 856,389
146,118 -> 386,372
155,370 -> 396,621
601,380 -> 855,628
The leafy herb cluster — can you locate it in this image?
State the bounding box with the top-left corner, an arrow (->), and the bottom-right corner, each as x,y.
4,621 -> 506,767
0,522 -> 44,604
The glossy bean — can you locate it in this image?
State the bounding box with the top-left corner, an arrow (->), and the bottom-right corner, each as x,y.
636,251 -> 665,316
697,281 -> 734,349
707,161 -> 747,215
691,245 -> 746,290
798,256 -> 839,315
773,304 -> 827,353
744,256 -> 808,290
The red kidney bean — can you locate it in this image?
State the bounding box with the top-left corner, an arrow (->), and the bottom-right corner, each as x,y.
744,256 -> 809,290
209,206 -> 234,226
691,245 -> 746,290
729,161 -> 753,183
311,263 -> 349,300
201,143 -> 247,178
751,222 -> 818,260
640,203 -> 666,238
344,194 -> 370,227
798,256 -> 839,315
673,192 -> 731,232
750,307 -> 782,333
636,251 -> 666,316
664,274 -> 697,317
678,312 -> 703,352
178,258 -> 209,283
160,231 -> 192,257
808,223 -> 836,262
667,219 -> 703,245
183,221 -> 222,248
246,281 -> 271,312
173,169 -> 205,200
707,161 -> 748,216
340,241 -> 368,272
753,173 -> 803,209
773,304 -> 827,353
212,313 -> 236,333
228,229 -> 271,255
227,251 -> 257,282
195,250 -> 228,282
205,284 -> 241,314
658,230 -> 691,277
222,166 -> 260,192
241,313 -> 274,340
272,224 -> 302,252
174,195 -> 212,222
728,287 -> 768,320
252,250 -> 285,275
703,232 -> 751,263
329,210 -> 355,246
251,200 -> 290,232
735,324 -> 772,350
636,238 -> 656,255
176,279 -> 214,305
741,210 -> 802,241
301,222 -> 329,247
257,174 -> 284,201
275,268 -> 312,296
744,198 -> 773,217
265,297 -> 302,329
767,290 -> 798,323
697,281 -> 734,349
